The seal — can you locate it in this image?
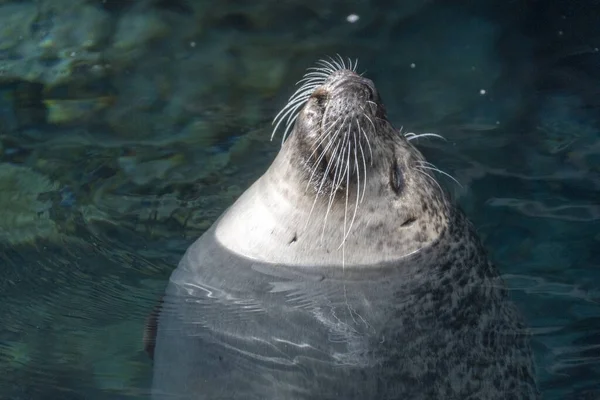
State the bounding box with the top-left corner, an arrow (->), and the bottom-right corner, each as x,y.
147,56 -> 539,399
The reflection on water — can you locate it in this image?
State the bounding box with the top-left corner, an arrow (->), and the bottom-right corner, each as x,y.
0,0 -> 599,399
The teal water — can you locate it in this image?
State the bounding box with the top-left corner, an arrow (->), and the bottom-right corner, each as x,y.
0,0 -> 599,399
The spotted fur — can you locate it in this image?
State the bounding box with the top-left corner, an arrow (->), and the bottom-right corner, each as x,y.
148,57 -> 539,400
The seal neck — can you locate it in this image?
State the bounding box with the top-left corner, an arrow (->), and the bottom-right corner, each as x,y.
214,134 -> 444,268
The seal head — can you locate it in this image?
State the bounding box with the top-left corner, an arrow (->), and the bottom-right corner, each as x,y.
216,59 -> 449,267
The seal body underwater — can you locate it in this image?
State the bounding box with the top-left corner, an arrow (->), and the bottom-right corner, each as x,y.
147,57 -> 539,399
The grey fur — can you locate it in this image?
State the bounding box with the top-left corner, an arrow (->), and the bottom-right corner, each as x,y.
150,58 -> 539,400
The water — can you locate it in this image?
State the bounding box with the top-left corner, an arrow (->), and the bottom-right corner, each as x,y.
0,0 -> 598,399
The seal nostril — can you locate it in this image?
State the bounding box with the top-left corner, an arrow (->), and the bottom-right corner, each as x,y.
363,81 -> 378,102
367,87 -> 375,101
311,88 -> 328,108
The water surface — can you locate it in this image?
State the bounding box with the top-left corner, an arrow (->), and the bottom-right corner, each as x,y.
0,1 -> 598,399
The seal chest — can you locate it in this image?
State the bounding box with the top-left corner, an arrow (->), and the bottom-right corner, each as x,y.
148,56 -> 539,400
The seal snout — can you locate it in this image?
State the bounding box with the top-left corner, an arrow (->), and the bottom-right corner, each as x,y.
323,71 -> 376,103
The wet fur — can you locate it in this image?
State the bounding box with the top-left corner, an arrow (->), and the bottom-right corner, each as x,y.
272,56 -> 460,260
146,56 -> 539,399
374,208 -> 538,398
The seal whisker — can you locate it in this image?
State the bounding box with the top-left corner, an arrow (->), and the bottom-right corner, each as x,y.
405,133 -> 447,142
339,54 -> 348,69
363,113 -> 376,132
290,90 -> 318,107
296,78 -> 326,88
272,76 -> 327,141
315,59 -> 337,71
287,85 -> 319,102
417,162 -> 462,188
308,137 -> 342,212
306,117 -> 347,233
339,125 -> 362,247
302,70 -> 330,77
306,115 -> 340,157
306,115 -> 345,190
342,136 -> 351,247
296,76 -> 327,86
315,130 -> 343,189
272,96 -> 304,126
331,128 -> 350,190
272,85 -> 319,140
281,114 -> 301,143
283,93 -> 314,111
333,54 -> 346,70
340,129 -> 362,328
317,59 -> 339,72
300,73 -> 329,82
306,115 -> 344,164
296,77 -> 327,86
358,121 -> 374,165
306,66 -> 333,73
324,122 -> 351,230
272,95 -> 310,130
273,105 -> 302,140
338,125 -> 352,249
356,121 -> 368,203
320,120 -> 346,190
290,78 -> 321,95
272,97 -> 311,140
272,58 -> 359,142
321,130 -> 348,241
299,72 -> 329,80
283,94 -> 312,116
415,167 -> 444,194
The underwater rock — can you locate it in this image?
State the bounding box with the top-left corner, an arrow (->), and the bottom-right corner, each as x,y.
44,96 -> 115,125
0,2 -> 111,88
110,10 -> 170,64
0,87 -> 18,132
117,153 -> 186,186
0,3 -> 37,51
0,0 -> 441,141
0,163 -> 59,245
37,3 -> 112,52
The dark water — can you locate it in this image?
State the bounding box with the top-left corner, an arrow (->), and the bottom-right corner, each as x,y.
0,0 -> 598,399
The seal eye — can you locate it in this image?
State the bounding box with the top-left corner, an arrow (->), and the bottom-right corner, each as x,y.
390,159 -> 404,195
